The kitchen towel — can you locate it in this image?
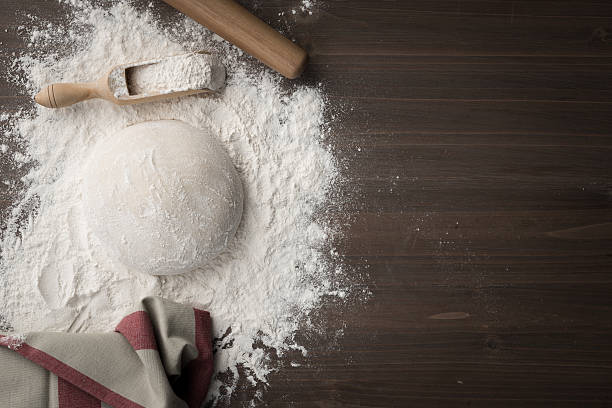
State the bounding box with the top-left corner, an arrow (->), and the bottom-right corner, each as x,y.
0,297 -> 213,408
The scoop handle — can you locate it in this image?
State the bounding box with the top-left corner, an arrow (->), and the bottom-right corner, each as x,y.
34,83 -> 98,108
161,0 -> 308,79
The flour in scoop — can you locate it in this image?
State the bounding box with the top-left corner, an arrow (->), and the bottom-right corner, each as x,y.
109,52 -> 225,98
0,0 -> 364,405
126,52 -> 226,96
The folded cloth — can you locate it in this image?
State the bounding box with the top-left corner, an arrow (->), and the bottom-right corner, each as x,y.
0,297 -> 213,408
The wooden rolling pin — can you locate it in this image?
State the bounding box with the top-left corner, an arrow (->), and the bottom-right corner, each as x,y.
34,51 -> 220,108
161,0 -> 307,79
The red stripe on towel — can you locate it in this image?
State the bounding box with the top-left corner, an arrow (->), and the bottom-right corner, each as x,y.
115,311 -> 158,350
15,343 -> 144,408
174,308 -> 214,408
58,376 -> 100,408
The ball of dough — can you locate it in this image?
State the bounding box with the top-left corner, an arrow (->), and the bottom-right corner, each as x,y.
82,120 -> 243,275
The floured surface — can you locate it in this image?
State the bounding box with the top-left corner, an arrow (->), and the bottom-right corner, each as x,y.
0,0 -> 363,404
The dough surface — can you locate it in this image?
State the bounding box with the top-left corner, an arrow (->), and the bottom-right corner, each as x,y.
82,120 -> 243,275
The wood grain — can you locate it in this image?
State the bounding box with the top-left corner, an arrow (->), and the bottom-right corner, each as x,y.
2,0 -> 612,407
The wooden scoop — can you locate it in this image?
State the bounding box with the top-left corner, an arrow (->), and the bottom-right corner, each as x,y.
34,51 -> 221,109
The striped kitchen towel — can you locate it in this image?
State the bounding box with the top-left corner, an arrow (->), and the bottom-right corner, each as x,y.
0,297 -> 213,408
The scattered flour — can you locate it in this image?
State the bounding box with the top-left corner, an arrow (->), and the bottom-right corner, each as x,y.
0,0 -> 356,404
301,0 -> 315,14
0,333 -> 27,351
279,0 -> 315,17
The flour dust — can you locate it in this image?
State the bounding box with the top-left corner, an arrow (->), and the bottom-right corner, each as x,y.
0,0 -> 361,404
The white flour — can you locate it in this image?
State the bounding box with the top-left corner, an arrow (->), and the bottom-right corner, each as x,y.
301,0 -> 315,14
0,0 -> 356,404
0,333 -> 27,351
121,52 -> 226,97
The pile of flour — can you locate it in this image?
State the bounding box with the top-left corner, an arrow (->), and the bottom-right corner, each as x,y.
0,0 -> 355,403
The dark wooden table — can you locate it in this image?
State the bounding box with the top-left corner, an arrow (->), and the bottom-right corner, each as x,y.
2,0 -> 612,406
